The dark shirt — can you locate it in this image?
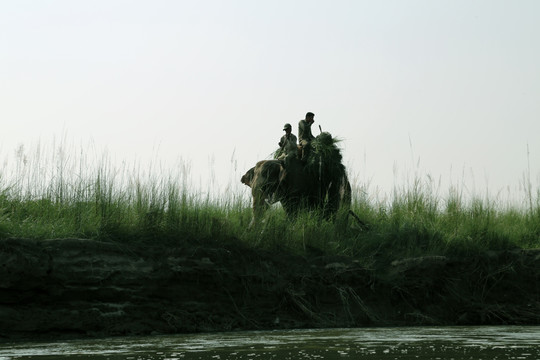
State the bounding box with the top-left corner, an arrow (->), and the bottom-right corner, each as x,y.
298,120 -> 315,144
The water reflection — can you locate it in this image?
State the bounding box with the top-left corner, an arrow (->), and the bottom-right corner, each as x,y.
0,326 -> 539,359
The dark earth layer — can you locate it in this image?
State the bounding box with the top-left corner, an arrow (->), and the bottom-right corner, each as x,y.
1,237 -> 539,341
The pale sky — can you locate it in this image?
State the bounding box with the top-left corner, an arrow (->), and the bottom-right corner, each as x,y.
1,1 -> 540,205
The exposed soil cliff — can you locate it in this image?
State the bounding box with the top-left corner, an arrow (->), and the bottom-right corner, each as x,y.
1,238 -> 539,341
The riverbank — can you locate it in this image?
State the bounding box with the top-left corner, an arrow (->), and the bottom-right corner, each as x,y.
1,237 -> 539,341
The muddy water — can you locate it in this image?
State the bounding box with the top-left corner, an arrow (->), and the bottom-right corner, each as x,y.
1,326 -> 539,359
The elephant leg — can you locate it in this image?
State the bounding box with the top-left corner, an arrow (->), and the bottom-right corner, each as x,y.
250,189 -> 269,227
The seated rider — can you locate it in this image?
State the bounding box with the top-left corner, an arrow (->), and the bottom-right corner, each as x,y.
278,123 -> 298,160
298,112 -> 315,160
268,123 -> 297,206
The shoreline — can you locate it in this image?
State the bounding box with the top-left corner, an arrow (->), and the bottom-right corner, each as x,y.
1,237 -> 539,342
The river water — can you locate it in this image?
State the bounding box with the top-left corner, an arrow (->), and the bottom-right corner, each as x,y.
0,326 -> 539,360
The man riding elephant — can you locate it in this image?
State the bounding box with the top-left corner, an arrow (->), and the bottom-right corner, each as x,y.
277,123 -> 298,161
298,112 -> 316,161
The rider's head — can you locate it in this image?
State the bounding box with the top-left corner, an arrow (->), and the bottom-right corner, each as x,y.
305,112 -> 315,123
283,123 -> 292,134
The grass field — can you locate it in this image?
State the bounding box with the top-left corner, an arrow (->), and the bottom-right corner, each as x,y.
1,143 -> 539,261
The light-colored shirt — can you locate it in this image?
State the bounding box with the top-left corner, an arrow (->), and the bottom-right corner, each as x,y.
279,133 -> 298,156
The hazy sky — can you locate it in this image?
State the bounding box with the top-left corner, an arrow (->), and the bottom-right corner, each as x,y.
2,1 -> 539,204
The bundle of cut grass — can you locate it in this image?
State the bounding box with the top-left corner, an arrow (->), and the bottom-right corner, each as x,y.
305,132 -> 345,177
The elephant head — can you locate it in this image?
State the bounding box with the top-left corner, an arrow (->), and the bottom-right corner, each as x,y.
240,160 -> 283,226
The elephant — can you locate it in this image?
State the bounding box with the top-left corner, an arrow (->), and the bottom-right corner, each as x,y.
241,132 -> 352,225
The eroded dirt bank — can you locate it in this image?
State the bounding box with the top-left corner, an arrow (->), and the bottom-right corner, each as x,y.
1,238 -> 539,341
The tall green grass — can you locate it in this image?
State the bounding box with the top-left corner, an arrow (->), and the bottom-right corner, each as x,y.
346,176 -> 540,262
0,142 -> 539,260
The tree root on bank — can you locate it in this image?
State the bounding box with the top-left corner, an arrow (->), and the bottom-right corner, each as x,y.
286,288 -> 325,323
404,312 -> 438,325
464,302 -> 540,324
336,286 -> 382,325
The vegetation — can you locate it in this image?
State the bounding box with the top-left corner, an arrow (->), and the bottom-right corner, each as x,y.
1,143 -> 539,262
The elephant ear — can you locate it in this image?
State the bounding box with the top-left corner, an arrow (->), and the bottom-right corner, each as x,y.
278,164 -> 288,183
278,157 -> 302,183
